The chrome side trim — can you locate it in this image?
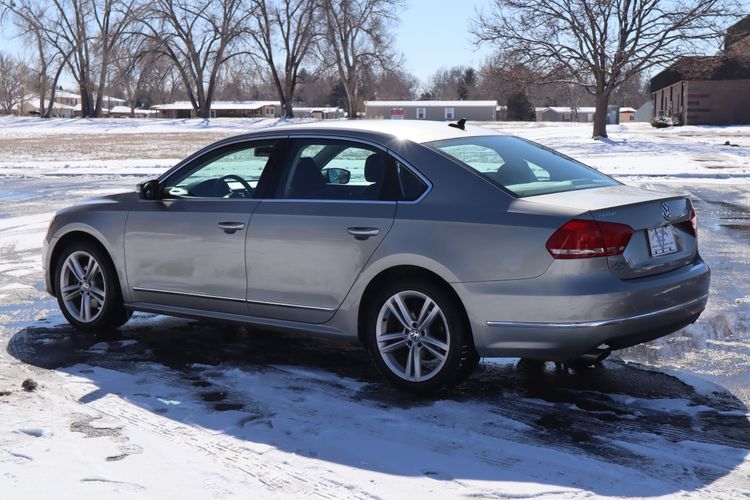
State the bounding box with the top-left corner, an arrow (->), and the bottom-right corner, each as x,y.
245,298 -> 335,312
486,294 -> 709,329
132,286 -> 246,303
260,198 -> 396,205
132,286 -> 336,311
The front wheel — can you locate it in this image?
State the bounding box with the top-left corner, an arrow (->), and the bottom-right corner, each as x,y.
54,241 -> 131,331
364,278 -> 478,392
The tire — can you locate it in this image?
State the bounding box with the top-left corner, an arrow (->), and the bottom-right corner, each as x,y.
363,277 -> 478,392
54,240 -> 131,331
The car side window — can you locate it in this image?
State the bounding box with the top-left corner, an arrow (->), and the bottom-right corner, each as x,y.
277,140 -> 393,201
392,161 -> 428,201
164,140 -> 278,199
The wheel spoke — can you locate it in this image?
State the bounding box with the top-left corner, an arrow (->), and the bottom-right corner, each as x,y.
85,259 -> 99,281
421,335 -> 449,353
413,345 -> 422,379
89,286 -> 105,304
380,338 -> 408,353
60,283 -> 81,302
405,343 -> 414,379
416,297 -> 434,324
422,342 -> 446,362
418,304 -> 440,330
81,293 -> 91,321
387,295 -> 413,329
378,332 -> 406,342
66,257 -> 85,281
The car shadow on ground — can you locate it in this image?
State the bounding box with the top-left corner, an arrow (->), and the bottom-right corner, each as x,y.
8,314 -> 750,496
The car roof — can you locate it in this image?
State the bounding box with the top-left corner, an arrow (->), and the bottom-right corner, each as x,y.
254,119 -> 500,144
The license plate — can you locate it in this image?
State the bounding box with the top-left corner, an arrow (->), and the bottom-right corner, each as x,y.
647,225 -> 678,256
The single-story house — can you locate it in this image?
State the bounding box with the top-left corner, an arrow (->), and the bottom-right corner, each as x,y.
650,15 -> 750,125
152,101 -> 343,119
153,100 -> 280,119
364,100 -> 498,121
619,107 -> 636,122
108,106 -> 158,118
13,98 -> 75,118
292,106 -> 344,119
535,106 -> 596,122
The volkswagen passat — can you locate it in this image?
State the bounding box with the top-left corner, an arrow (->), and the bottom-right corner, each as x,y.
43,120 -> 710,391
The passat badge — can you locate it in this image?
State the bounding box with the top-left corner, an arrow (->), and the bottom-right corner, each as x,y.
661,202 -> 671,221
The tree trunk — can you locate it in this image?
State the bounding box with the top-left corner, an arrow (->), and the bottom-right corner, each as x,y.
592,91 -> 611,138
45,64 -> 64,118
283,98 -> 294,119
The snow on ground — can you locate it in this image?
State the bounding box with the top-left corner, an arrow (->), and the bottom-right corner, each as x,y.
0,117 -> 748,498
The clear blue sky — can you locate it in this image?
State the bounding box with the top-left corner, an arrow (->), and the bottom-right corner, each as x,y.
0,0 -> 494,87
395,0 -> 494,83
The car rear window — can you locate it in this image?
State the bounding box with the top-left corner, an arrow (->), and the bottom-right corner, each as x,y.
428,136 -> 618,197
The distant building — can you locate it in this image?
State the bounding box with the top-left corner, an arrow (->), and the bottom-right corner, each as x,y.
152,101 -> 342,119
13,98 -> 75,118
364,100 -> 498,121
108,106 -> 157,118
535,107 -> 596,122
634,101 -> 653,122
619,107 -> 636,122
650,15 -> 750,125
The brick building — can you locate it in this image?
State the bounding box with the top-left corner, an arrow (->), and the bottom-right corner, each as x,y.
650,15 -> 750,125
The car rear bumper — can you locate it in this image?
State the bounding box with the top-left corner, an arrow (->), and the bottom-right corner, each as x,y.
457,257 -> 710,360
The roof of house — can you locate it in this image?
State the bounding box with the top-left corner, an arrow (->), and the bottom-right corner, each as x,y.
536,106 -> 597,113
153,100 -> 280,111
109,105 -> 156,114
650,55 -> 750,92
725,15 -> 750,50
365,100 -> 498,107
13,98 -> 76,111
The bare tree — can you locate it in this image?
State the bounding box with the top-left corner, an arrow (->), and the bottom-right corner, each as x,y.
3,0 -> 139,118
112,37 -> 163,116
321,0 -> 402,118
248,0 -> 320,118
1,1 -> 69,118
141,0 -> 253,119
0,52 -> 25,114
472,0 -> 740,137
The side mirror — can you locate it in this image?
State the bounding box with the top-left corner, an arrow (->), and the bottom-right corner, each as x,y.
137,179 -> 162,200
322,167 -> 351,185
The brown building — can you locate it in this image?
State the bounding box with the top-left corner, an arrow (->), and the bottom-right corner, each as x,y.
650,15 -> 750,125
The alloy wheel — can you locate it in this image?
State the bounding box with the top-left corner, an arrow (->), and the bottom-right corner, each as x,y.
376,290 -> 451,382
59,251 -> 106,323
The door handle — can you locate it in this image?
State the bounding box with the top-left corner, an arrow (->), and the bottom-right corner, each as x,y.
217,221 -> 246,234
347,227 -> 380,240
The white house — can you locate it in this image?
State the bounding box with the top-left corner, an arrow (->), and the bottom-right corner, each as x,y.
365,100 -> 498,121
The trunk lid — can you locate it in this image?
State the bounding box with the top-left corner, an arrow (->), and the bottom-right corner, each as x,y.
526,185 -> 697,279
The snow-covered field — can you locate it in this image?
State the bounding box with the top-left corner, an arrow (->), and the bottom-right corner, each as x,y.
0,117 -> 748,498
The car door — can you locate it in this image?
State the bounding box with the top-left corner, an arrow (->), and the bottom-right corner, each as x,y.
125,139 -> 281,315
244,138 -> 399,323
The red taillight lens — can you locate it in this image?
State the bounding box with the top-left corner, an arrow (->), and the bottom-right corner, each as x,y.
689,208 -> 697,237
546,219 -> 633,259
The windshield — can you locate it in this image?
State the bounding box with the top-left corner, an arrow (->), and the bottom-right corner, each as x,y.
428,136 -> 618,197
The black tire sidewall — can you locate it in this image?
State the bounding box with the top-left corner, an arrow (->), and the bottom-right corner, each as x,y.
54,241 -> 129,331
364,278 -> 473,392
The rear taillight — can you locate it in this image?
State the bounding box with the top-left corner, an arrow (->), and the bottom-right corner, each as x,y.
689,208 -> 698,237
546,219 -> 633,259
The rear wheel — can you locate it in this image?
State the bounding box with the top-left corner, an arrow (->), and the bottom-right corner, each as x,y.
54,241 -> 131,331
364,278 -> 478,392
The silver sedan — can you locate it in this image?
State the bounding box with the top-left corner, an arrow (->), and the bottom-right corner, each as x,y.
43,120 -> 710,391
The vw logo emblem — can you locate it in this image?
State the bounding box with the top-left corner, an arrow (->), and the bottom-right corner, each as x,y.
661,202 -> 671,221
